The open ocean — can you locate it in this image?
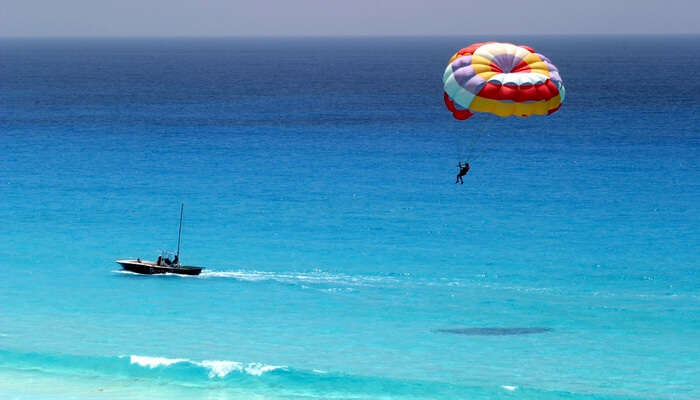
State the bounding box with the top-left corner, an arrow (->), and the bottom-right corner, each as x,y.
0,36 -> 698,399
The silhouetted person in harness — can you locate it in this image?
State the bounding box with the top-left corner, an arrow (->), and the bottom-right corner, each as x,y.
456,162 -> 470,184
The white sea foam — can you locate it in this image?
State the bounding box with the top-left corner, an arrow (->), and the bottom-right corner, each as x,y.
199,269 -> 398,288
200,270 -> 269,281
112,270 -> 143,276
128,355 -> 285,378
116,267 -> 560,296
129,355 -> 188,368
502,385 -> 517,391
198,360 -> 243,378
244,362 -> 286,376
114,266 -> 441,290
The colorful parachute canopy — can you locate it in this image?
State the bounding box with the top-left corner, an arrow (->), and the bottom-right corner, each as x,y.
443,42 -> 565,120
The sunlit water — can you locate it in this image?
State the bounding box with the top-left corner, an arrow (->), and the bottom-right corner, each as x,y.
0,36 -> 698,399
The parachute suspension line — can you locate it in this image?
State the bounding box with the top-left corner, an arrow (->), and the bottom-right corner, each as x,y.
455,119 -> 471,163
455,123 -> 472,162
469,120 -> 490,162
461,117 -> 489,163
463,119 -> 481,161
455,125 -> 464,162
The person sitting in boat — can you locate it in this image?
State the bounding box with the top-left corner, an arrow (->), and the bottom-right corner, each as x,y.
157,256 -> 163,266
164,257 -> 172,265
173,255 -> 179,265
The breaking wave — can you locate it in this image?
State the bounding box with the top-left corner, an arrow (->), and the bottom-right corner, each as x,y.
0,348 -> 635,399
127,355 -> 286,378
0,348 -> 473,398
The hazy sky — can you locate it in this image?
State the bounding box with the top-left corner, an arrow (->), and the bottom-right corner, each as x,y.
1,0 -> 697,37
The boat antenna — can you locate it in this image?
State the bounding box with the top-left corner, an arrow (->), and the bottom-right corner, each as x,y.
176,203 -> 184,258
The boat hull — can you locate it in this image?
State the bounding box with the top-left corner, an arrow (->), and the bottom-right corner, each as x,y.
116,260 -> 202,276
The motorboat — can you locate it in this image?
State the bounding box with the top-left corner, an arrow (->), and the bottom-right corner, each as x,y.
116,204 -> 203,276
116,254 -> 202,276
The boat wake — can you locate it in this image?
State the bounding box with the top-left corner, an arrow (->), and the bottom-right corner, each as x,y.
113,268 -> 560,297
198,269 -> 401,287
114,268 -> 403,289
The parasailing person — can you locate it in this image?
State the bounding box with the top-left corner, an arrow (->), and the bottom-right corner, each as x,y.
442,42 -> 566,183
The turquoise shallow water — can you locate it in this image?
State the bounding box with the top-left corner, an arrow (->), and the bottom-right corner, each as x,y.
0,36 -> 699,399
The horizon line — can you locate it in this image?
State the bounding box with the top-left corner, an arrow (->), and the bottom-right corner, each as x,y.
2,32 -> 700,40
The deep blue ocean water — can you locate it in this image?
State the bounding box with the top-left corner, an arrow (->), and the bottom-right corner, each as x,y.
0,36 -> 698,399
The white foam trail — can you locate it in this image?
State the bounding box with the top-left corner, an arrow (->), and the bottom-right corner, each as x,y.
112,270 -> 142,276
200,270 -> 271,281
198,269 -> 398,288
128,355 -> 285,378
502,385 -> 517,391
130,355 -> 187,368
198,360 -> 243,378
244,362 -> 286,376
